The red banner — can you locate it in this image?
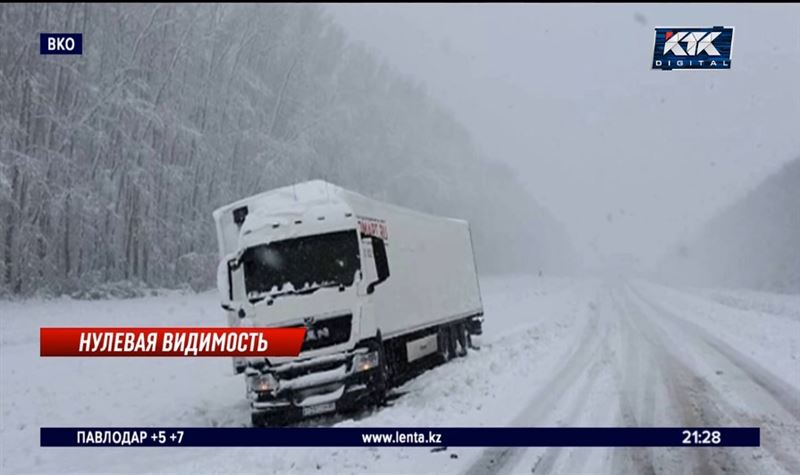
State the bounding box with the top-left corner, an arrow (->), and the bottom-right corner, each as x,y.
40,327 -> 306,357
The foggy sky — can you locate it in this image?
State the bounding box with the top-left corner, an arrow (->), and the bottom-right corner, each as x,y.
328,4 -> 800,269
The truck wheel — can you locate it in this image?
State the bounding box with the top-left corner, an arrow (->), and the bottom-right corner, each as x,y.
251,412 -> 267,427
252,412 -> 288,427
438,326 -> 452,362
466,331 -> 476,350
455,323 -> 468,357
371,339 -> 389,406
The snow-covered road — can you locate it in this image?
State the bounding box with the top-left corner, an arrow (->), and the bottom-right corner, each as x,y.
2,276 -> 798,474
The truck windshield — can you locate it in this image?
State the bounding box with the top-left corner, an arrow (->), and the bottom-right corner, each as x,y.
241,230 -> 360,299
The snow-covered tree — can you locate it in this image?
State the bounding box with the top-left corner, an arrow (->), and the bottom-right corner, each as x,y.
0,4 -> 573,296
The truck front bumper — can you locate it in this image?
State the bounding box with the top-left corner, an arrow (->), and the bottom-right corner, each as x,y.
248,347 -> 383,425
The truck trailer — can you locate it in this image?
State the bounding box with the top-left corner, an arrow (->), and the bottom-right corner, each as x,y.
213,180 -> 483,426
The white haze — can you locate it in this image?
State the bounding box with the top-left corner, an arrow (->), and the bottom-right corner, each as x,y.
329,4 -> 800,271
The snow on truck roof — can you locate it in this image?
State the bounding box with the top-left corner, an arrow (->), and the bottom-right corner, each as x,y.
213,180 -> 468,226
213,180 -> 342,219
213,180 -> 469,257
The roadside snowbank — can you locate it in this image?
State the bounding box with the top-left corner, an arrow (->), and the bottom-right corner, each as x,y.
1,275 -> 593,474
634,281 -> 800,393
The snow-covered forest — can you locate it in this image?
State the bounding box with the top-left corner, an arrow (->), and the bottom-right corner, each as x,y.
661,157 -> 800,293
0,4 -> 573,296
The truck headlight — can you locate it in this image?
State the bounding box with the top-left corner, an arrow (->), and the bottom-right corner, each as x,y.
353,351 -> 380,372
248,373 -> 277,393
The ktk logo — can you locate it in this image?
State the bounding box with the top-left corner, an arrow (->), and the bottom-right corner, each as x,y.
652,26 -> 734,70
663,31 -> 721,56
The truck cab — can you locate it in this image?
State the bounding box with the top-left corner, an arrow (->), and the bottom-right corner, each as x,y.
213,183 -> 390,425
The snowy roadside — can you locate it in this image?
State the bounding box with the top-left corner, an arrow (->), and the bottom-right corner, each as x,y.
160,276 -> 598,475
632,281 -> 800,393
1,275 -> 594,474
688,287 -> 800,322
0,291 -> 245,474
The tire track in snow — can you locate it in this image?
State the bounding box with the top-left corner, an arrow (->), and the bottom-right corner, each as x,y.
463,294 -> 606,475
605,290 -> 659,475
528,332 -> 613,474
630,284 -> 800,421
626,284 -> 800,474
615,289 -> 722,474
464,281 -> 799,475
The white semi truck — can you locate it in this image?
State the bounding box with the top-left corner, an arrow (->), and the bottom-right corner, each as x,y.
213,180 -> 483,426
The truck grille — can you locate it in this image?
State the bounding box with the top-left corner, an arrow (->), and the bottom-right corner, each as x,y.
296,313 -> 352,352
